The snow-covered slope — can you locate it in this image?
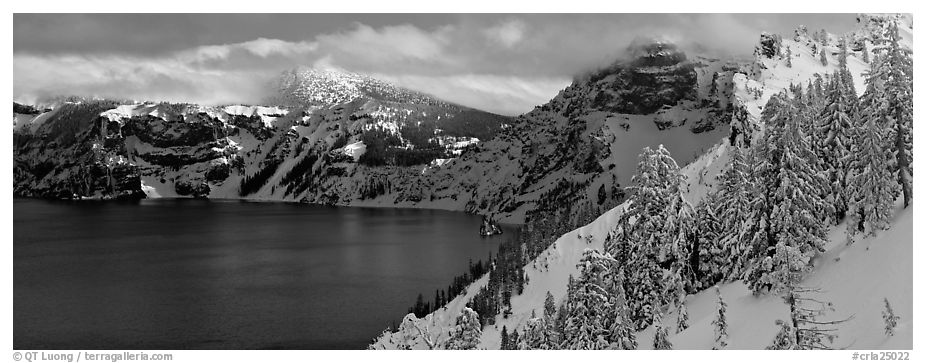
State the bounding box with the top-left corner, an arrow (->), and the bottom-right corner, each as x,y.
370,13 -> 913,350
666,201 -> 912,350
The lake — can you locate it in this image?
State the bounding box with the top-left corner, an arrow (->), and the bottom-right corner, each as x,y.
13,198 -> 514,349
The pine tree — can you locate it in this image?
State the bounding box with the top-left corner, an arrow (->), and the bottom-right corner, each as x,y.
785,46 -> 793,67
746,93 -> 830,294
544,291 -> 557,322
846,115 -> 898,239
445,307 -> 482,350
562,249 -> 614,349
543,291 -> 560,345
872,21 -> 913,208
606,145 -> 693,327
509,329 -> 520,350
561,249 -> 635,350
500,325 -> 510,350
652,312 -> 672,350
820,48 -> 829,66
712,287 -> 729,350
703,147 -> 758,285
883,298 -> 899,337
695,191 -> 722,287
676,300 -> 690,333
817,72 -> 857,222
552,301 -> 569,343
518,317 -> 553,350
413,293 -> 426,318
607,268 -> 637,350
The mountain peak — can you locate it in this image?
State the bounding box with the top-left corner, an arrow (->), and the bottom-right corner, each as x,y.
267,67 -> 449,109
625,38 -> 688,67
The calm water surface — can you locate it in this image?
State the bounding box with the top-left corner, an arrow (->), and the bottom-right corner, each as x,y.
14,198 -> 514,349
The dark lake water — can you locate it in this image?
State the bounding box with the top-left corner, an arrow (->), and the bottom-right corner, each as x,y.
14,198 -> 514,349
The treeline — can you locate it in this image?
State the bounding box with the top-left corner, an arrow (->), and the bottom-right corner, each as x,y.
468,202 -> 604,326
357,126 -> 449,167
238,159 -> 282,196
438,110 -> 509,142
280,152 -> 319,195
407,258 -> 491,318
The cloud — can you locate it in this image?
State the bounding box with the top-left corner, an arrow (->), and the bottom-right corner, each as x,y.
483,19 -> 527,48
188,38 -> 318,62
315,23 -> 453,63
13,14 -> 861,115
13,53 -> 274,106
374,73 -> 570,116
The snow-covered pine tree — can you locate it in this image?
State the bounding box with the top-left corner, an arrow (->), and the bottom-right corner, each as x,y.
518,317 -> 554,350
652,312 -> 672,350
544,291 -> 557,322
562,249 -> 616,349
836,37 -> 857,96
708,146 -> 759,285
606,145 -> 692,327
607,268 -> 637,350
746,93 -> 830,294
553,300 -> 569,342
509,329 -> 520,350
712,287 -> 729,350
444,307 -> 482,350
695,191 -> 724,287
543,291 -> 560,345
883,298 -> 899,337
676,298 -> 690,333
786,46 -> 793,67
745,93 -> 789,294
871,21 -> 913,208
500,325 -> 510,350
817,69 -> 857,222
561,249 -> 634,349
663,185 -> 696,295
846,115 -> 898,239
820,48 -> 829,66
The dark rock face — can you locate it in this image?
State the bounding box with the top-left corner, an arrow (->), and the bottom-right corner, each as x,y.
14,102 -> 40,115
759,32 -> 782,58
122,115 -> 224,148
13,102 -> 145,200
582,42 -> 699,115
174,180 -> 210,197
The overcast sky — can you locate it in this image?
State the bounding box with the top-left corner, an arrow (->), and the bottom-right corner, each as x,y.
14,14 -> 857,115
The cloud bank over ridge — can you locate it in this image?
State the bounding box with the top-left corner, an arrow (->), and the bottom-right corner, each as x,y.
14,14 -> 856,115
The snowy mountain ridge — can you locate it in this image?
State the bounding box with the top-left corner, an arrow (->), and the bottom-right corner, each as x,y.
14,33 -> 742,224
268,66 -> 452,109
